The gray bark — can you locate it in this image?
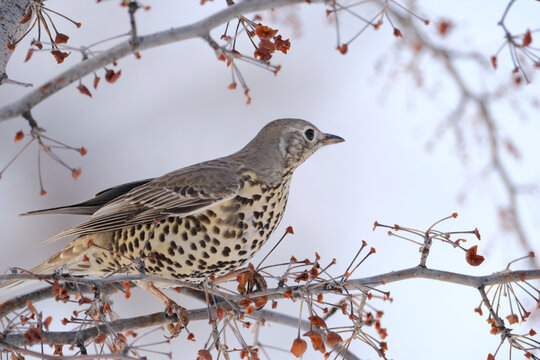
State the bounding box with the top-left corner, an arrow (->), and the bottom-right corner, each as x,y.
0,0 -> 32,85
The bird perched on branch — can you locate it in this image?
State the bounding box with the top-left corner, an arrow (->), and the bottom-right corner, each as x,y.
10,118 -> 344,329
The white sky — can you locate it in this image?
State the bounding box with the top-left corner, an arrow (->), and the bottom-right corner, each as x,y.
1,1 -> 540,359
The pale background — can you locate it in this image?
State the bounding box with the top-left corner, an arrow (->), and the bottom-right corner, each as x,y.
1,1 -> 540,359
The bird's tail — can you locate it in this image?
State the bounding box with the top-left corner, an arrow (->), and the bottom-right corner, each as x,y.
0,235 -> 96,293
0,262 -> 60,294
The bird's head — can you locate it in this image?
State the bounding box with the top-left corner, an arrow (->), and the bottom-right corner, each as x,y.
251,118 -> 345,171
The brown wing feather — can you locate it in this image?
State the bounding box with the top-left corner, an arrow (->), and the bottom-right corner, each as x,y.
46,163 -> 241,241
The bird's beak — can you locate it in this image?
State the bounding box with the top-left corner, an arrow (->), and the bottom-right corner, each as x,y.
321,133 -> 345,146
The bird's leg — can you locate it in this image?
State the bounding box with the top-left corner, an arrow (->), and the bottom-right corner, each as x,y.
237,269 -> 267,294
213,265 -> 268,295
246,270 -> 267,293
147,284 -> 189,336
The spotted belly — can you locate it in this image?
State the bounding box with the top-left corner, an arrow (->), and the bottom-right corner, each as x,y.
92,179 -> 290,284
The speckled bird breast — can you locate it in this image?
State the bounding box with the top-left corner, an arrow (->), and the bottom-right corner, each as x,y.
101,173 -> 292,284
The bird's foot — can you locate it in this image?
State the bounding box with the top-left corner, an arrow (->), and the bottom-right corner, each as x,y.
248,271 -> 267,293
165,300 -> 189,336
237,266 -> 267,295
145,283 -> 190,336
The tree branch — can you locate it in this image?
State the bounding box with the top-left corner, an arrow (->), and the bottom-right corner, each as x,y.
350,266 -> 540,288
0,342 -> 135,360
3,266 -> 540,311
0,0 -> 321,121
2,266 -> 539,348
0,283 -> 119,318
1,303 -> 308,347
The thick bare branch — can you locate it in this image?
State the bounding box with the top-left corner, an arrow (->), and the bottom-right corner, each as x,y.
2,266 -> 540,309
350,266 -> 540,288
0,283 -> 117,318
1,303 -> 307,347
1,265 -> 539,348
0,343 -> 135,360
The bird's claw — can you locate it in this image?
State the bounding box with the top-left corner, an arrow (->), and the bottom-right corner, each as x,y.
237,268 -> 267,295
165,301 -> 189,336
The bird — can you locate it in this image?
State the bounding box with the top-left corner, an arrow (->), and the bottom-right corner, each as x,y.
9,118 -> 344,328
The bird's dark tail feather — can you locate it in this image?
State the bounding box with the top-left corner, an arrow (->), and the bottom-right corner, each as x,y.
20,178 -> 154,216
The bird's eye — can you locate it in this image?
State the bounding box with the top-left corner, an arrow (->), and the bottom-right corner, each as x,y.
304,128 -> 315,141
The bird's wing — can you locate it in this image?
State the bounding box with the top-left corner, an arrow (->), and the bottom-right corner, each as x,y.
21,179 -> 155,216
46,165 -> 241,241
